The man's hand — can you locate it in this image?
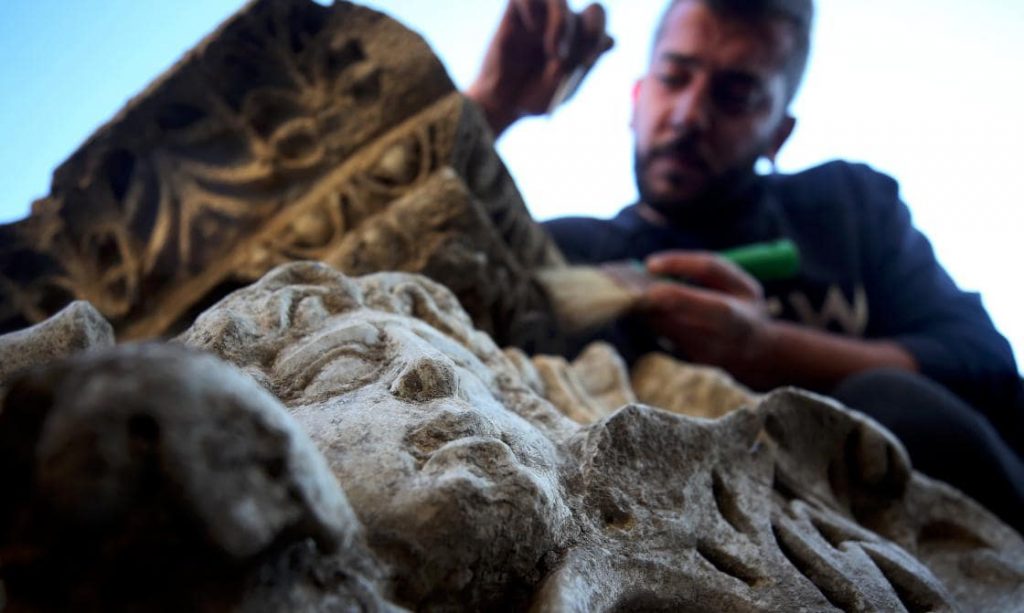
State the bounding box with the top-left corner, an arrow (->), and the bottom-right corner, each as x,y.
643,251 -> 773,382
466,0 -> 613,137
641,250 -> 918,392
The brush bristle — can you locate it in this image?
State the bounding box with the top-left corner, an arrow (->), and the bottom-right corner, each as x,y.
536,266 -> 642,334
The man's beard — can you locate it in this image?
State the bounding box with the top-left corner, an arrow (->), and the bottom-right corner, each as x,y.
634,135 -> 766,225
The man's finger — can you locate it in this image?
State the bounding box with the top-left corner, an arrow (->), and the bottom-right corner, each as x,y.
510,0 -> 541,31
558,6 -> 577,60
647,251 -> 762,300
577,3 -> 613,65
644,280 -> 726,315
543,0 -> 572,60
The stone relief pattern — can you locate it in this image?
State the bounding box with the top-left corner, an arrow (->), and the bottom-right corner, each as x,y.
3,0 -> 1017,608
0,0 -> 456,339
234,94 -> 561,348
239,96 -> 468,277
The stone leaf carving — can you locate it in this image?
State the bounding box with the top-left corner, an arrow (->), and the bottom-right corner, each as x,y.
0,0 -> 561,348
2,263 -> 1021,611
233,91 -> 564,350
510,344 -> 760,424
319,161 -> 559,350
505,342 -> 637,424
631,351 -> 759,419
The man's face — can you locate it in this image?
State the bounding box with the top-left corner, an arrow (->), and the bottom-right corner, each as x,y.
633,1 -> 797,210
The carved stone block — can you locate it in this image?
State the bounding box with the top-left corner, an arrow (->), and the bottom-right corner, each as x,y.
236,95 -> 563,348
0,0 -> 560,347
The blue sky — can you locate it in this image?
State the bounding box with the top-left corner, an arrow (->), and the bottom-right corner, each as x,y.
1,0 -> 1022,365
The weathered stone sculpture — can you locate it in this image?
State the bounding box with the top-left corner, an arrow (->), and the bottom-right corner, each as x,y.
4,262 -> 1019,611
179,262 -> 577,609
0,343 -> 392,611
0,0 -> 561,349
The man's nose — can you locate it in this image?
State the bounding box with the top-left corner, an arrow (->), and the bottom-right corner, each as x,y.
669,78 -> 712,133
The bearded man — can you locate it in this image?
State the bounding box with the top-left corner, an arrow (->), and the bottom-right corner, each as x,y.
467,0 -> 1023,529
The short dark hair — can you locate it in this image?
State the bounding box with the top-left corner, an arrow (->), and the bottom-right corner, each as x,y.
653,0 -> 815,103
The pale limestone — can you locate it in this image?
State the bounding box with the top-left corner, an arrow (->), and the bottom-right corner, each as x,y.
0,301 -> 113,395
631,351 -> 759,419
0,342 -> 392,611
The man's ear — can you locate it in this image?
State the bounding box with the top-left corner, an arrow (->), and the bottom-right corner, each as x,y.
630,79 -> 643,128
766,114 -> 796,161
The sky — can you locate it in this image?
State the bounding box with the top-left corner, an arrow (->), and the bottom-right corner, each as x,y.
1,0 -> 1022,367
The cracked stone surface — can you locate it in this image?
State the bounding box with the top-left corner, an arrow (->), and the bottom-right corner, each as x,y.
1,262 -> 1022,611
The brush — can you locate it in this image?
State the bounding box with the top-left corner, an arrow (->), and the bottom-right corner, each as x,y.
538,239 -> 801,334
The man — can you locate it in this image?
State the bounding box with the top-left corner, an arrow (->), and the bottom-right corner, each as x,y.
467,0 -> 1023,527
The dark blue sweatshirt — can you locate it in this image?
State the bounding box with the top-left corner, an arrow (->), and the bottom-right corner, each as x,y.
543,161 -> 1022,442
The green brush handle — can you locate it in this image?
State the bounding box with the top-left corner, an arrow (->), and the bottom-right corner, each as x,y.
719,239 -> 800,281
630,239 -> 801,282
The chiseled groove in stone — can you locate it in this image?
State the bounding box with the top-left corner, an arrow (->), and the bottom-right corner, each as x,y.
861,543 -> 952,613
771,519 -> 855,612
695,539 -> 762,587
712,469 -> 755,537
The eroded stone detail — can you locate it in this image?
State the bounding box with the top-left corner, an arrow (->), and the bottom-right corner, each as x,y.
177,264 -> 1024,611
631,352 -> 759,419
0,0 -> 560,348
516,345 -> 756,425
510,342 -> 636,424
0,343 -> 392,611
0,301 -> 114,395
4,264 -> 1015,611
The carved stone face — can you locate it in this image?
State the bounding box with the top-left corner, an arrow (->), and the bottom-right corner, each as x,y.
180,262 -> 573,606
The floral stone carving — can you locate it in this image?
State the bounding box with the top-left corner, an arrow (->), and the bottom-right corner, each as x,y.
0,0 -> 561,349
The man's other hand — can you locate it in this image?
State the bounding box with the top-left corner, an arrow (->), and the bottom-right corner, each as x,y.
467,0 -> 613,137
642,250 -> 918,392
643,250 -> 773,383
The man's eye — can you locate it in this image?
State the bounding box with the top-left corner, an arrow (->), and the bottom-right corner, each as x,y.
711,77 -> 765,115
656,71 -> 691,89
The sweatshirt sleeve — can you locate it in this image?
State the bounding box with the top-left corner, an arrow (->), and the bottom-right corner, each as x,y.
853,164 -> 1022,433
